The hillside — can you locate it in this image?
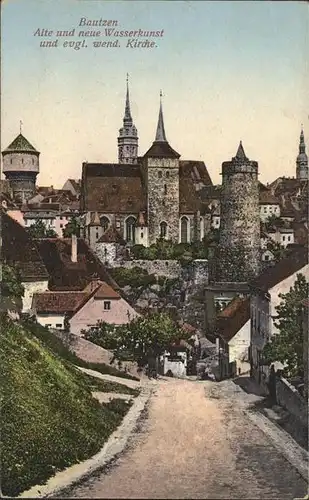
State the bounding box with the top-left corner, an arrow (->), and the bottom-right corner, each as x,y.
0,315 -> 134,497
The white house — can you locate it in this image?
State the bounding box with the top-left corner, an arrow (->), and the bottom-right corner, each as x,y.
216,296 -> 251,377
259,190 -> 281,222
250,247 -> 309,392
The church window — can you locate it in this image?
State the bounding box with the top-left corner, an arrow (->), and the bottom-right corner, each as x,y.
166,171 -> 170,178
101,216 -> 110,233
180,216 -> 190,243
125,216 -> 136,243
158,171 -> 162,178
160,221 -> 168,239
164,184 -> 167,195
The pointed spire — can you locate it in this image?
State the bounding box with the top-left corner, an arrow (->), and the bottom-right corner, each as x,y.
235,141 -> 248,161
124,73 -> 132,122
155,90 -> 167,142
299,126 -> 306,154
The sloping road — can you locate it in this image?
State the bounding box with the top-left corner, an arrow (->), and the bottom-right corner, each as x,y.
60,378 -> 307,499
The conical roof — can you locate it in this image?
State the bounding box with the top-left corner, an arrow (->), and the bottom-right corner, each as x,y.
234,141 -> 248,161
3,133 -> 39,153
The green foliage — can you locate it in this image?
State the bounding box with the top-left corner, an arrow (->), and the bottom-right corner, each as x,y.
21,315 -> 139,381
62,216 -> 81,238
130,236 -> 211,262
109,266 -> 156,288
266,240 -> 288,263
265,214 -> 285,230
263,273 -> 309,378
84,312 -> 187,366
27,219 -> 57,238
0,317 -> 132,496
1,264 -> 24,298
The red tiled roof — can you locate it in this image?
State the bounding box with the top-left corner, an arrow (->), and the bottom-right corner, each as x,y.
250,246 -> 308,292
216,297 -> 250,343
33,291 -> 87,313
1,210 -> 49,281
93,282 -> 120,299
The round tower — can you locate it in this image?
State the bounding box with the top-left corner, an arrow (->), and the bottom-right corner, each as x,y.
2,131 -> 40,203
296,128 -> 308,181
117,74 -> 138,164
217,142 -> 260,282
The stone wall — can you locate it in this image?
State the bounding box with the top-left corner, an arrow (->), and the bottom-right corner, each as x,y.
110,259 -> 182,278
146,157 -> 180,244
276,376 -> 308,428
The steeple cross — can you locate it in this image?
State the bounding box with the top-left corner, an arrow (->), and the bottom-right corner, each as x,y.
19,120 -> 23,134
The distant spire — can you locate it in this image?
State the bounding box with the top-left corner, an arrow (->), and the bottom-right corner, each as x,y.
299,126 -> 306,154
124,73 -> 132,122
235,141 -> 247,160
155,90 -> 167,142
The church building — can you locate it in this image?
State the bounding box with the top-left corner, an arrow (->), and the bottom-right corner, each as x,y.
80,78 -> 213,248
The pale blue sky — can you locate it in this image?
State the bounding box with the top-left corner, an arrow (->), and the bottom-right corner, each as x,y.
1,0 -> 308,186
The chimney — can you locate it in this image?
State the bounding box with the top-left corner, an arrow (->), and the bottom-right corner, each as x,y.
71,234 -> 77,262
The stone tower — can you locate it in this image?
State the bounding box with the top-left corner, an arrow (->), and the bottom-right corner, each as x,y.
296,128 -> 308,181
117,74 -> 138,164
144,92 -> 180,245
217,142 -> 260,282
2,131 -> 40,203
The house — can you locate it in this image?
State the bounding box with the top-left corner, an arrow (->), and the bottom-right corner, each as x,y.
159,342 -> 192,378
249,247 -> 309,392
216,296 -> 251,378
32,279 -> 139,334
1,210 -> 49,312
94,225 -> 126,265
259,189 -> 281,222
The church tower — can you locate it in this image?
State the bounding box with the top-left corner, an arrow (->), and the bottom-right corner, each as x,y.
117,75 -> 138,164
144,92 -> 180,245
296,128 -> 308,181
217,142 -> 260,282
2,128 -> 40,203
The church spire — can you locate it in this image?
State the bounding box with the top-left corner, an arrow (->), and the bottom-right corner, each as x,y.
296,126 -> 308,180
117,74 -> 138,164
155,91 -> 167,142
124,73 -> 132,122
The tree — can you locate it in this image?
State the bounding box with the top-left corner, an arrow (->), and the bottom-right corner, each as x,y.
63,216 -> 81,238
84,312 -> 187,366
27,220 -> 57,238
266,240 -> 288,263
263,273 -> 309,378
1,264 -> 24,299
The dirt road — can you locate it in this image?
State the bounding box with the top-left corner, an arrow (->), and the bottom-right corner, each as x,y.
60,378 -> 307,499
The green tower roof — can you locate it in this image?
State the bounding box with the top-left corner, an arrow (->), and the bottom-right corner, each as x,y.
3,133 -> 39,153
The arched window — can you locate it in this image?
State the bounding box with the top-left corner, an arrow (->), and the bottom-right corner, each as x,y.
160,221 -> 167,239
100,216 -> 110,233
180,216 -> 189,243
125,216 -> 136,243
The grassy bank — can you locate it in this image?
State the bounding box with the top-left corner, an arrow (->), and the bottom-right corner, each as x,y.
21,316 -> 139,381
0,316 -> 134,497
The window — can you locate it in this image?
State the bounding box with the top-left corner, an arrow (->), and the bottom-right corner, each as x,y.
180,216 -> 189,243
56,323 -> 62,329
60,216 -> 63,220
32,158 -> 34,165
164,184 -> 167,195
160,221 -> 167,238
125,216 -> 136,243
10,158 -> 12,164
46,324 -> 52,328
158,171 -> 162,178
264,254 -> 269,261
282,235 -> 286,241
288,236 -> 291,241
22,158 -> 24,164
101,216 -> 110,233
264,207 -> 267,212
141,232 -> 144,238
60,224 -> 63,228
104,301 -> 111,310
166,171 -> 170,178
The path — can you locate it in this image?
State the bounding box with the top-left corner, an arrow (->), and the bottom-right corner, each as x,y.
58,378 -> 307,499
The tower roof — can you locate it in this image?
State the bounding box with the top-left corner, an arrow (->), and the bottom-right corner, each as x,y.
234,141 -> 248,161
144,92 -> 180,159
3,133 -> 39,154
155,91 -> 167,142
297,128 -> 308,162
123,73 -> 132,123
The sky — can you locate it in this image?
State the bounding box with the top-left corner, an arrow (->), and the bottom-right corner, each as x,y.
1,0 -> 308,187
